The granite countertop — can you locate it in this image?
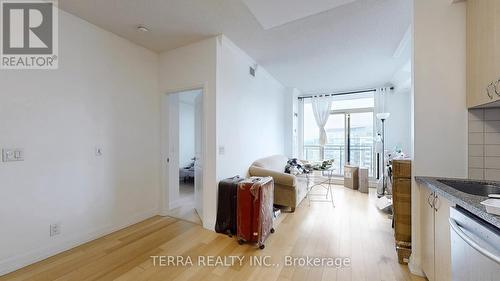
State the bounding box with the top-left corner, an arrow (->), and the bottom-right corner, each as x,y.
415,176 -> 500,229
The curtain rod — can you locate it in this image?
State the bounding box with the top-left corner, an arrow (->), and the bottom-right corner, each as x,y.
297,87 -> 393,100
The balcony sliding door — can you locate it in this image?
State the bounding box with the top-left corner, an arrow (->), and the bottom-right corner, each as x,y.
302,97 -> 375,177
323,114 -> 346,175
347,111 -> 374,177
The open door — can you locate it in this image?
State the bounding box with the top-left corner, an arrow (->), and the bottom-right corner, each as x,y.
194,94 -> 203,220
161,89 -> 203,225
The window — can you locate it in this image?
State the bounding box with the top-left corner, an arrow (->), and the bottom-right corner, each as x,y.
302,93 -> 375,177
348,112 -> 374,176
331,97 -> 374,111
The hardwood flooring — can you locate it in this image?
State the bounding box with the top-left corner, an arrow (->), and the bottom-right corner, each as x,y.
0,186 -> 425,281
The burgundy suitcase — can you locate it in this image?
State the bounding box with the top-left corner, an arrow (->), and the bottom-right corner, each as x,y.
236,177 -> 275,249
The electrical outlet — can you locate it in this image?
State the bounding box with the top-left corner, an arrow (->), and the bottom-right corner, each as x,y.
2,148 -> 24,162
50,223 -> 61,237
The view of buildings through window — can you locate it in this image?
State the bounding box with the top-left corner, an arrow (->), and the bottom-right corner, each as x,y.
303,95 -> 375,177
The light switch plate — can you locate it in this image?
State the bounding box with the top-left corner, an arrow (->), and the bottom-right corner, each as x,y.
50,223 -> 61,237
218,146 -> 225,155
2,148 -> 24,162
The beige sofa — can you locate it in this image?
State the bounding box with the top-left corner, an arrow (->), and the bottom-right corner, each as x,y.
249,155 -> 308,212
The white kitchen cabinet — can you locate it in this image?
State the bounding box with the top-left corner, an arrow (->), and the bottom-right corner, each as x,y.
467,0 -> 500,108
421,186 -> 435,281
420,185 -> 454,281
434,194 -> 453,281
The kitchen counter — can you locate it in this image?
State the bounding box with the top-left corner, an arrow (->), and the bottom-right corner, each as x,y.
415,177 -> 500,229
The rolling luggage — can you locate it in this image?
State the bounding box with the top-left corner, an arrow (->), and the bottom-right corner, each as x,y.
215,176 -> 244,236
236,177 -> 275,249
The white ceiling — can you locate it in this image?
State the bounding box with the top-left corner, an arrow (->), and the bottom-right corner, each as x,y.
58,0 -> 411,94
242,0 -> 356,30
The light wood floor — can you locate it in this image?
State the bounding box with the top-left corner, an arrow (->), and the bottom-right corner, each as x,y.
0,185 -> 425,281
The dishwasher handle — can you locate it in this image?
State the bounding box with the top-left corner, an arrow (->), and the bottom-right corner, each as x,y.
449,218 -> 500,264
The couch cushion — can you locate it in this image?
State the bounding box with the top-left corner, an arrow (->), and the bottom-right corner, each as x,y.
251,155 -> 288,172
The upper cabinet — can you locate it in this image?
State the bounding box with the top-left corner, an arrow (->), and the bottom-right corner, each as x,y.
467,0 -> 500,108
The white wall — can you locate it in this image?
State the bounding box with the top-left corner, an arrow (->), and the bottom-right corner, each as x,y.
179,101 -> 195,167
216,36 -> 287,179
0,10 -> 160,275
159,37 -> 218,230
411,0 -> 467,276
159,35 -> 287,229
384,89 -> 412,156
284,88 -> 301,158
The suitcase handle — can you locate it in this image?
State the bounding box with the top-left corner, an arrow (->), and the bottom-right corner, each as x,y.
252,177 -> 272,183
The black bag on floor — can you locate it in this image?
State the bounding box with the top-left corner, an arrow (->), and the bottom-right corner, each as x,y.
215,176 -> 244,236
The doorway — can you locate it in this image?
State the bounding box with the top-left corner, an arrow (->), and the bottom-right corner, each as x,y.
162,89 -> 203,225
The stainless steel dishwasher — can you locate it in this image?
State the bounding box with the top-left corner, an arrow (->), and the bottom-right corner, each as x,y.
449,207 -> 500,281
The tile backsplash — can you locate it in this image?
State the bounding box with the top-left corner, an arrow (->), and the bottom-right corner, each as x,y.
469,108 -> 500,181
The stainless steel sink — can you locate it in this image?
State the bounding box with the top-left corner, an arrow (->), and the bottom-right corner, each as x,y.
438,179 -> 500,196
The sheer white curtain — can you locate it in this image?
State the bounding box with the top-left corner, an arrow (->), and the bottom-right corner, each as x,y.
311,96 -> 332,146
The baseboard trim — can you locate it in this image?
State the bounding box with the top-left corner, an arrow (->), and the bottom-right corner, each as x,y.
408,256 -> 425,277
203,218 -> 215,231
159,209 -> 170,216
0,208 -> 159,276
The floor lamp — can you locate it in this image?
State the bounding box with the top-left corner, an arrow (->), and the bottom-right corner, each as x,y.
376,112 -> 390,197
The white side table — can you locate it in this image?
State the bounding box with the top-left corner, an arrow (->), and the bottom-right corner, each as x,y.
304,167 -> 335,207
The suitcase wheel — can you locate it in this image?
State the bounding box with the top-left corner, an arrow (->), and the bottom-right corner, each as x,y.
259,244 -> 265,250
238,239 -> 244,245
270,228 -> 275,234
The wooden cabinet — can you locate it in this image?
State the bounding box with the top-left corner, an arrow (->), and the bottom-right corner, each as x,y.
467,0 -> 500,108
394,178 -> 411,242
420,185 -> 454,281
392,160 -> 412,264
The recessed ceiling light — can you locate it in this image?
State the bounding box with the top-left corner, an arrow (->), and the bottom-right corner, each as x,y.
136,25 -> 150,32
